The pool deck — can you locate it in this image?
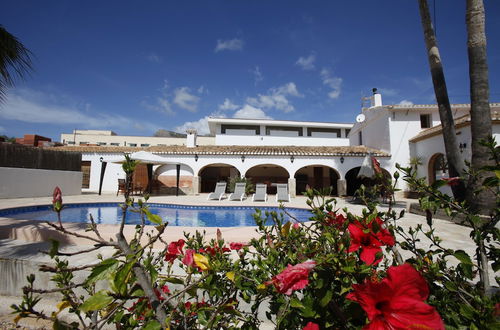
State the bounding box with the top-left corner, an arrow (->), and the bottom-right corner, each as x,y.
0,192 -> 472,248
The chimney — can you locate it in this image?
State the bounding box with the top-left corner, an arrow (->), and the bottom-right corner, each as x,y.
186,129 -> 197,148
371,88 -> 382,107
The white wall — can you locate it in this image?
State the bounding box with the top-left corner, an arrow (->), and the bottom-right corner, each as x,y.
0,167 -> 82,198
82,151 -> 389,195
215,135 -> 350,146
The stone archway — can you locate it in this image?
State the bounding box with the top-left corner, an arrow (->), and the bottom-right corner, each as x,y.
428,153 -> 447,185
294,165 -> 340,196
198,164 -> 240,193
245,164 -> 289,195
154,164 -> 194,195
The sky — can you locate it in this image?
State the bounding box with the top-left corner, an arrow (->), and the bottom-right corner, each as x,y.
1,1 -> 499,141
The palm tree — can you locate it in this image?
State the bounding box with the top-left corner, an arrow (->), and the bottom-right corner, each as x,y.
464,0 -> 495,214
0,25 -> 33,104
417,0 -> 466,201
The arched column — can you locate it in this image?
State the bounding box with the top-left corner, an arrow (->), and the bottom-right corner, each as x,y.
288,177 -> 296,198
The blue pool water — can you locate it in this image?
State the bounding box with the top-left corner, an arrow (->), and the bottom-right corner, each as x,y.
0,203 -> 312,227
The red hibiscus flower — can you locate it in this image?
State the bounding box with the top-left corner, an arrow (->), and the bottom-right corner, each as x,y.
347,264 -> 444,330
267,260 -> 316,295
164,239 -> 185,263
154,285 -> 170,301
325,211 -> 347,227
229,242 -> 245,250
303,322 -> 319,330
442,177 -> 460,186
348,218 -> 394,265
182,249 -> 195,267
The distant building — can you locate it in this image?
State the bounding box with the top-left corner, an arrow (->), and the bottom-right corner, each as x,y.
60,129 -> 214,147
15,134 -> 61,147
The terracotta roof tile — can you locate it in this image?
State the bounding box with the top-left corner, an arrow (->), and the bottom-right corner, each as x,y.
47,145 -> 390,157
410,109 -> 500,142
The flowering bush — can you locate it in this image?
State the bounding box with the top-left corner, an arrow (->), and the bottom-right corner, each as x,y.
11,142 -> 500,329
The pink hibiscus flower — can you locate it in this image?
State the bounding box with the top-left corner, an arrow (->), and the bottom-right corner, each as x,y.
267,260 -> 316,295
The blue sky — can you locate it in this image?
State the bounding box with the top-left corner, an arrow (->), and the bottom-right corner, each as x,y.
1,1 -> 499,140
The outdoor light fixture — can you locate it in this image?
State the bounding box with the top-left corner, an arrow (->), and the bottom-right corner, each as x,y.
100,157 -> 103,162
290,155 -> 294,163
340,156 -> 344,164
194,154 -> 199,162
459,143 -> 467,153
241,155 -> 245,162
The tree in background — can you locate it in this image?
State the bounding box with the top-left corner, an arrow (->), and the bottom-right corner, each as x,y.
0,25 -> 33,104
418,0 -> 495,214
417,0 -> 466,202
464,0 -> 495,213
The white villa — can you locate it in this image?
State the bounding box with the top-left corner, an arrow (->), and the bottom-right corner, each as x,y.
49,91 -> 500,199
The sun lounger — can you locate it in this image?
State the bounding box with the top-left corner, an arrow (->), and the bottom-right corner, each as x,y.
229,182 -> 246,201
252,183 -> 268,202
208,182 -> 227,201
276,183 -> 290,202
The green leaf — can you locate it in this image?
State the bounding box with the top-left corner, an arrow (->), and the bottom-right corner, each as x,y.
143,320 -> 161,330
454,250 -> 473,265
87,259 -> 119,284
444,281 -> 457,292
290,298 -> 305,309
49,239 -> 60,258
145,210 -> 162,225
112,262 -> 134,295
163,277 -> 184,285
79,290 -> 113,313
319,290 -> 333,307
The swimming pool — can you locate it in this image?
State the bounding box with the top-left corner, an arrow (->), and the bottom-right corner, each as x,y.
0,203 -> 312,227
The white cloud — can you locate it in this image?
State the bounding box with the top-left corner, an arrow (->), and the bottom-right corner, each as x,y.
174,115 -> 216,135
251,66 -> 263,85
146,53 -> 162,63
174,104 -> 271,136
197,85 -> 208,94
377,88 -> 398,97
218,98 -> 239,111
320,68 -> 342,99
173,87 -> 199,112
246,82 -> 303,113
215,38 -> 244,52
295,53 -> 316,70
141,96 -> 174,115
0,89 -> 159,131
233,105 -> 272,119
398,100 -> 414,106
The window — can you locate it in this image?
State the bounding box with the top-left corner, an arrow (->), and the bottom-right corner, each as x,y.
79,141 -> 88,145
307,128 -> 341,137
67,141 -> 75,145
358,131 -> 363,145
110,143 -> 119,146
420,114 -> 431,129
345,129 -> 351,137
140,143 -> 150,147
129,143 -> 137,147
265,126 -> 302,136
221,124 -> 260,135
97,142 -> 107,146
